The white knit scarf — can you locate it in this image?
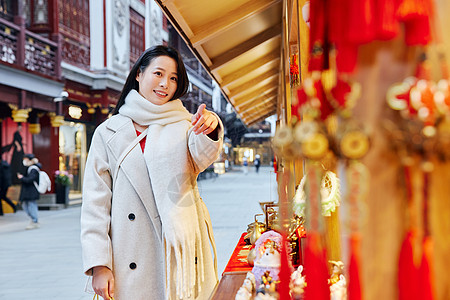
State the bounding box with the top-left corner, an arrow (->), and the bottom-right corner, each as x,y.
119,89 -> 204,299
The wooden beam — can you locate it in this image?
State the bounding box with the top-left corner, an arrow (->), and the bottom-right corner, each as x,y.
244,108 -> 276,124
191,0 -> 280,47
221,52 -> 280,87
240,104 -> 277,121
157,0 -> 194,38
232,84 -> 277,106
246,110 -> 276,125
229,69 -> 279,98
210,23 -> 282,71
194,45 -> 213,66
243,110 -> 276,126
243,105 -> 276,121
236,89 -> 278,109
238,95 -> 277,114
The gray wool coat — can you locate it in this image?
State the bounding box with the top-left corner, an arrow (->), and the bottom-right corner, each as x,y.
80,114 -> 222,299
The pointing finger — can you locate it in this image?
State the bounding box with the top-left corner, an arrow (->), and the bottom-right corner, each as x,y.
196,104 -> 206,116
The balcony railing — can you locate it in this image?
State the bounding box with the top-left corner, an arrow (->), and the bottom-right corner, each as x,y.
0,17 -> 61,79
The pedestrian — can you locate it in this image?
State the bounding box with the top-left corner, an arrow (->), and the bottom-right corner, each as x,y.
7,124 -> 25,185
0,159 -> 17,215
17,154 -> 40,229
254,154 -> 261,173
242,156 -> 249,175
81,45 -> 223,300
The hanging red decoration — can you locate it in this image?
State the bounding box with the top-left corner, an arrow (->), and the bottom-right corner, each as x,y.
417,170 -> 436,300
314,80 -> 335,121
398,231 -> 420,300
347,0 -> 376,44
290,54 -> 301,87
304,231 -> 330,300
278,233 -> 293,299
309,0 -> 329,71
398,165 -> 420,300
348,235 -> 362,300
418,236 -> 435,300
375,0 -> 401,40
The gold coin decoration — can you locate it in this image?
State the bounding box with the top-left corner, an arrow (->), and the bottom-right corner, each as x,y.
340,131 -> 369,159
294,121 -> 318,143
273,126 -> 294,148
301,133 -> 329,160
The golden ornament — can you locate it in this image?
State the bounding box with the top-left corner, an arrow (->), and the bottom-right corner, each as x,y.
340,131 -> 369,159
301,133 -> 329,160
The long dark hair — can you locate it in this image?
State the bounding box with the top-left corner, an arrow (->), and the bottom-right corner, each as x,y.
112,45 -> 189,115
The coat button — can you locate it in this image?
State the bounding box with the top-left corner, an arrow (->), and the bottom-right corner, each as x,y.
128,213 -> 135,221
129,262 -> 137,270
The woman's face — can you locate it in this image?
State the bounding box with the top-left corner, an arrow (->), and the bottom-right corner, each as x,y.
136,55 -> 178,105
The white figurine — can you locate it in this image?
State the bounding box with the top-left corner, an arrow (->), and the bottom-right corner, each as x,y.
290,265 -> 306,296
235,286 -> 252,300
255,292 -> 278,300
246,271 -> 256,288
242,278 -> 254,293
330,274 -> 347,300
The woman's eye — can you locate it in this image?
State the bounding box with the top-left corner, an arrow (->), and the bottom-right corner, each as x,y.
154,71 -> 162,76
171,77 -> 178,82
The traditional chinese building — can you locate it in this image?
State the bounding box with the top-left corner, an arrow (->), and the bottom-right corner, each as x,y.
0,0 -> 221,206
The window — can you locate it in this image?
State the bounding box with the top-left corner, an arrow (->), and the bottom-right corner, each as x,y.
130,8 -> 144,66
58,0 -> 90,69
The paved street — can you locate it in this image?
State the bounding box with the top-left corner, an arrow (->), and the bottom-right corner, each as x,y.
0,166 -> 277,300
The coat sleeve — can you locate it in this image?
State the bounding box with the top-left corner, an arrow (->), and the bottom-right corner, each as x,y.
22,168 -> 39,184
80,126 -> 113,275
188,112 -> 224,173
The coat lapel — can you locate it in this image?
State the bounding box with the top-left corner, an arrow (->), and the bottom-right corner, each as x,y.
105,115 -> 162,240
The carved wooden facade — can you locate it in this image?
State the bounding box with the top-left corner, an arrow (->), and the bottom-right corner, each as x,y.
58,0 -> 90,69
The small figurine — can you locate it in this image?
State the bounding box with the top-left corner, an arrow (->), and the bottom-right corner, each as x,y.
328,261 -> 345,285
328,261 -> 347,300
290,265 -> 306,299
330,275 -> 347,300
235,286 -> 252,300
252,231 -> 292,282
246,272 -> 256,288
235,272 -> 256,300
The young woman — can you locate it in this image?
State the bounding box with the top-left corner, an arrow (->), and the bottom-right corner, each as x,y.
81,45 -> 223,300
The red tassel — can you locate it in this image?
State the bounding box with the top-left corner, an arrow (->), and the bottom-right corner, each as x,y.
330,79 -> 352,108
348,234 -> 362,300
398,231 -> 420,300
278,233 -> 292,299
404,16 -> 431,46
375,0 -> 401,40
347,0 -> 376,44
294,88 -> 308,118
418,237 -> 435,300
336,43 -> 358,74
398,0 -> 426,20
314,80 -> 334,121
402,0 -> 432,46
304,231 -> 330,300
309,0 -> 327,71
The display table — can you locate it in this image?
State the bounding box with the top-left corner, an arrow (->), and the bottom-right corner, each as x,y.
210,233 -> 251,299
222,233 -> 253,274
210,230 -> 306,299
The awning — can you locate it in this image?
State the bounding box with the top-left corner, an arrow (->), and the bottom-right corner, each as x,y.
156,0 -> 283,125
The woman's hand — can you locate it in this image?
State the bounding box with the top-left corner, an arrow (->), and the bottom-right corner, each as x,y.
92,266 -> 115,300
191,104 -> 218,135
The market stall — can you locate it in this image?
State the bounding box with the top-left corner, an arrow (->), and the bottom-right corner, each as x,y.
156,0 -> 450,299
